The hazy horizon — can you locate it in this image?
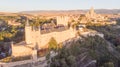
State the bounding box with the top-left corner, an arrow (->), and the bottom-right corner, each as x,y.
0,0 -> 120,12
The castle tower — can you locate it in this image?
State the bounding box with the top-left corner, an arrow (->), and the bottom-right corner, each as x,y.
56,16 -> 69,26
25,19 -> 32,44
31,26 -> 41,49
25,18 -> 41,49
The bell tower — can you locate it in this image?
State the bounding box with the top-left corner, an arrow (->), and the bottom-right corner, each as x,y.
86,7 -> 96,19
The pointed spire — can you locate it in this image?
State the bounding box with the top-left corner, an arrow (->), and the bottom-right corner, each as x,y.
26,18 -> 30,26
90,6 -> 95,14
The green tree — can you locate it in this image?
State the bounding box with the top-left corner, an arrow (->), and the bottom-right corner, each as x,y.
48,37 -> 58,51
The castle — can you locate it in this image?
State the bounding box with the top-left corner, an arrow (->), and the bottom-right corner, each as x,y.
12,16 -> 76,57
25,16 -> 74,48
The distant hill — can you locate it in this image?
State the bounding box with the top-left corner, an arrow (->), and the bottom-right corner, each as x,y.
20,10 -> 86,16
0,12 -> 18,16
0,9 -> 120,16
95,9 -> 120,14
20,9 -> 120,15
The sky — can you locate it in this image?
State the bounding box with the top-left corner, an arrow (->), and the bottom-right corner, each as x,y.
0,0 -> 120,12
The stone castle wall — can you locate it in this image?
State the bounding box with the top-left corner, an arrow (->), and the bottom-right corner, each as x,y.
40,28 -> 76,48
12,45 -> 33,57
12,28 -> 76,57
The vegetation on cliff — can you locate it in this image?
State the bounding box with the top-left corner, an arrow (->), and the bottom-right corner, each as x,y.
47,35 -> 120,67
